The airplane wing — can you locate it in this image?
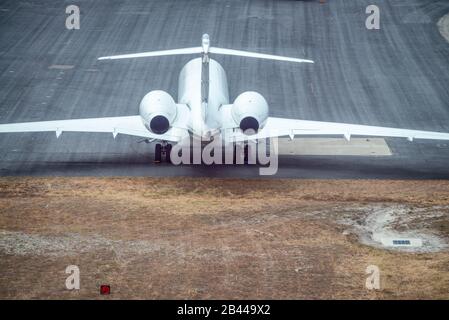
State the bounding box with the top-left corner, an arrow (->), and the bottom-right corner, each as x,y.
227,117 -> 449,142
0,115 -> 188,142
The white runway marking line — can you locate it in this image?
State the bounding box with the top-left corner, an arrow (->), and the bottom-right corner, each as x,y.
277,138 -> 392,156
48,64 -> 75,70
438,13 -> 449,43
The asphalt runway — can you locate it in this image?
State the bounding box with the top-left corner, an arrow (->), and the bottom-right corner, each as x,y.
0,0 -> 449,179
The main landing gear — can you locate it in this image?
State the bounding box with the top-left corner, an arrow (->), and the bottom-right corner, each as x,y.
154,142 -> 172,163
152,141 -> 261,165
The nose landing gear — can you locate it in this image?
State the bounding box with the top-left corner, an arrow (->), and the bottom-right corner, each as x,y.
154,142 -> 172,164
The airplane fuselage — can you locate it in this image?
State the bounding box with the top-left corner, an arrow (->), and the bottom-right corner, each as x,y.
178,58 -> 229,138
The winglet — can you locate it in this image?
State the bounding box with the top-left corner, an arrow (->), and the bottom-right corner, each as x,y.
56,128 -> 62,138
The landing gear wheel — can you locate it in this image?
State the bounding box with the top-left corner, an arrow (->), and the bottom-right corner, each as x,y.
154,143 -> 162,163
232,143 -> 240,164
244,144 -> 249,164
165,144 -> 172,163
233,143 -> 246,164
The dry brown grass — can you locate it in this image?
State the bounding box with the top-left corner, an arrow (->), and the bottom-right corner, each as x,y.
0,177 -> 448,299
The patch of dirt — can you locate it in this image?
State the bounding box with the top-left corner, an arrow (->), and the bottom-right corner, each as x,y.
0,177 -> 449,299
338,204 -> 448,253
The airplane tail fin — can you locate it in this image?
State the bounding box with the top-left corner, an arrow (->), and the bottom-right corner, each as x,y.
98,34 -> 314,64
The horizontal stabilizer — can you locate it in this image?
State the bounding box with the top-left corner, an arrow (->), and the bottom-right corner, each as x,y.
98,47 -> 203,60
209,47 -> 314,64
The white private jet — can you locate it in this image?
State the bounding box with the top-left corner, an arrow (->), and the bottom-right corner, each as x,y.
1,34 -> 449,163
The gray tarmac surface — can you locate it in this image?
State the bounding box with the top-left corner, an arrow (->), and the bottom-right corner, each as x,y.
0,0 -> 449,179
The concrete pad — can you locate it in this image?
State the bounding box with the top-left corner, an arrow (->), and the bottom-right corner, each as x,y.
278,138 -> 392,156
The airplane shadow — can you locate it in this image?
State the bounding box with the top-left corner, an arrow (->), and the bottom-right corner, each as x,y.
1,153 -> 449,179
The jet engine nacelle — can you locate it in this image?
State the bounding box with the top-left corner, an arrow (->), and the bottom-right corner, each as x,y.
139,90 -> 177,134
231,91 -> 269,133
